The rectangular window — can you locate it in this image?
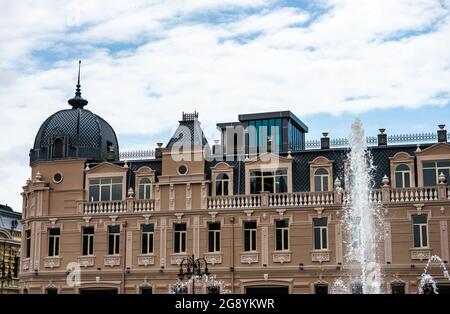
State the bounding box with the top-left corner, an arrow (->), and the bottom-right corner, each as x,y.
423,161 -> 450,186
244,221 -> 257,252
208,223 -> 221,252
412,215 -> 428,248
141,224 -> 154,254
82,227 -> 94,256
25,230 -> 31,258
313,218 -> 328,250
89,177 -> 123,201
391,284 -> 405,294
48,228 -> 60,257
250,169 -> 288,194
174,223 -> 187,253
108,225 -> 120,255
275,219 -> 289,251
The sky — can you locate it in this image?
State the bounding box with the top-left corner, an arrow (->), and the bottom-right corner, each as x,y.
1,0 -> 450,212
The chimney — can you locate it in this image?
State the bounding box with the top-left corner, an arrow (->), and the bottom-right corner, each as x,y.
438,124 -> 447,143
378,129 -> 387,146
212,140 -> 222,155
155,142 -> 163,158
320,132 -> 330,149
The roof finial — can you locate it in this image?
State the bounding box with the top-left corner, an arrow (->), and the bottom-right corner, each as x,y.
76,60 -> 81,96
68,59 -> 88,109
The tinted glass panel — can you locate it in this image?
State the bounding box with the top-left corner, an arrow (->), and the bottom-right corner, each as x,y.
142,224 -> 154,232
412,215 -> 427,224
423,169 -> 437,186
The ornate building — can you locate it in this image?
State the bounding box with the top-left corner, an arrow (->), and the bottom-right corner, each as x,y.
0,204 -> 21,294
19,65 -> 450,294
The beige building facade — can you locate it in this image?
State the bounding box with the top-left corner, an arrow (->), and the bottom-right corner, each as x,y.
19,78 -> 450,294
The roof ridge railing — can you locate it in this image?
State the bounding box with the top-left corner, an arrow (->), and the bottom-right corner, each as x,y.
305,131 -> 446,149
119,149 -> 155,160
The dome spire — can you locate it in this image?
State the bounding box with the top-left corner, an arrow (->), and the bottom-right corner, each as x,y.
68,60 -> 88,109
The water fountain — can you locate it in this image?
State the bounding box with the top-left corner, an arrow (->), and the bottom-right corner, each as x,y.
418,255 -> 450,294
334,118 -> 385,294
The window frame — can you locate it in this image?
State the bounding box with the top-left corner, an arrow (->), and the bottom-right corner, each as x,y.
48,228 -> 60,257
25,229 -> 31,258
422,161 -> 450,186
108,225 -> 121,255
275,219 -> 289,251
208,222 -> 221,253
313,218 -> 328,250
173,223 -> 187,254
141,224 -> 154,254
314,168 -> 330,192
82,227 -> 95,256
412,215 -> 429,248
395,164 -> 411,188
243,221 -> 257,252
249,169 -> 288,194
88,177 -> 123,202
138,177 -> 153,200
215,173 -> 230,196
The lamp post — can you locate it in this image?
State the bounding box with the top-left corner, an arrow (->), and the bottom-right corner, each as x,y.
177,254 -> 209,294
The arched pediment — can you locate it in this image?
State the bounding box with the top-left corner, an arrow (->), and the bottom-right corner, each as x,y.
309,156 -> 333,165
134,166 -> 156,175
390,151 -> 414,161
210,162 -> 234,170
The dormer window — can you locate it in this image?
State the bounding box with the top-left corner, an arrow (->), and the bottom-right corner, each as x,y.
314,168 -> 330,192
89,177 -> 122,202
395,164 -> 411,188
139,177 -> 152,199
423,161 -> 450,186
51,137 -> 65,159
250,169 -> 287,194
215,173 -> 229,196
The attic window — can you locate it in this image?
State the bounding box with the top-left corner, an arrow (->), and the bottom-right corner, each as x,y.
107,141 -> 115,152
51,137 -> 65,158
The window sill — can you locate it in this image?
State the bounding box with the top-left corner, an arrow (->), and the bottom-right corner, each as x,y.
410,248 -> 432,261
170,254 -> 189,265
204,252 -> 223,265
310,250 -> 331,263
272,251 -> 292,264
137,254 -> 155,266
240,252 -> 259,264
104,255 -> 121,267
22,258 -> 31,271
78,256 -> 95,267
44,256 -> 61,269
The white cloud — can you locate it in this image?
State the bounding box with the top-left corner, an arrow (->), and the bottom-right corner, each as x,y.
1,0 -> 450,211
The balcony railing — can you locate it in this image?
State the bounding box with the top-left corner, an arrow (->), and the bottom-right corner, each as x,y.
81,185 -> 447,213
207,185 -> 447,210
82,199 -> 155,215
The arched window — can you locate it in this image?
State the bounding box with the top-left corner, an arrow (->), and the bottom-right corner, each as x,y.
215,173 -> 229,196
395,164 -> 411,188
314,168 -> 329,192
139,178 -> 152,199
52,138 -> 64,158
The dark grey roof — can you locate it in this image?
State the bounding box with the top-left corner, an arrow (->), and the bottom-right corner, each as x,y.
30,108 -> 119,164
0,204 -> 22,233
166,120 -> 209,149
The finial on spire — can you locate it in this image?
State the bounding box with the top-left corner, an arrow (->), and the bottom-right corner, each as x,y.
68,59 -> 88,109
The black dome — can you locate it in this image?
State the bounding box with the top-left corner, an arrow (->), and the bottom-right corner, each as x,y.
30,108 -> 119,164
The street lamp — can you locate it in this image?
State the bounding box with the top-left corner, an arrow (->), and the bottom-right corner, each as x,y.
177,254 -> 209,294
